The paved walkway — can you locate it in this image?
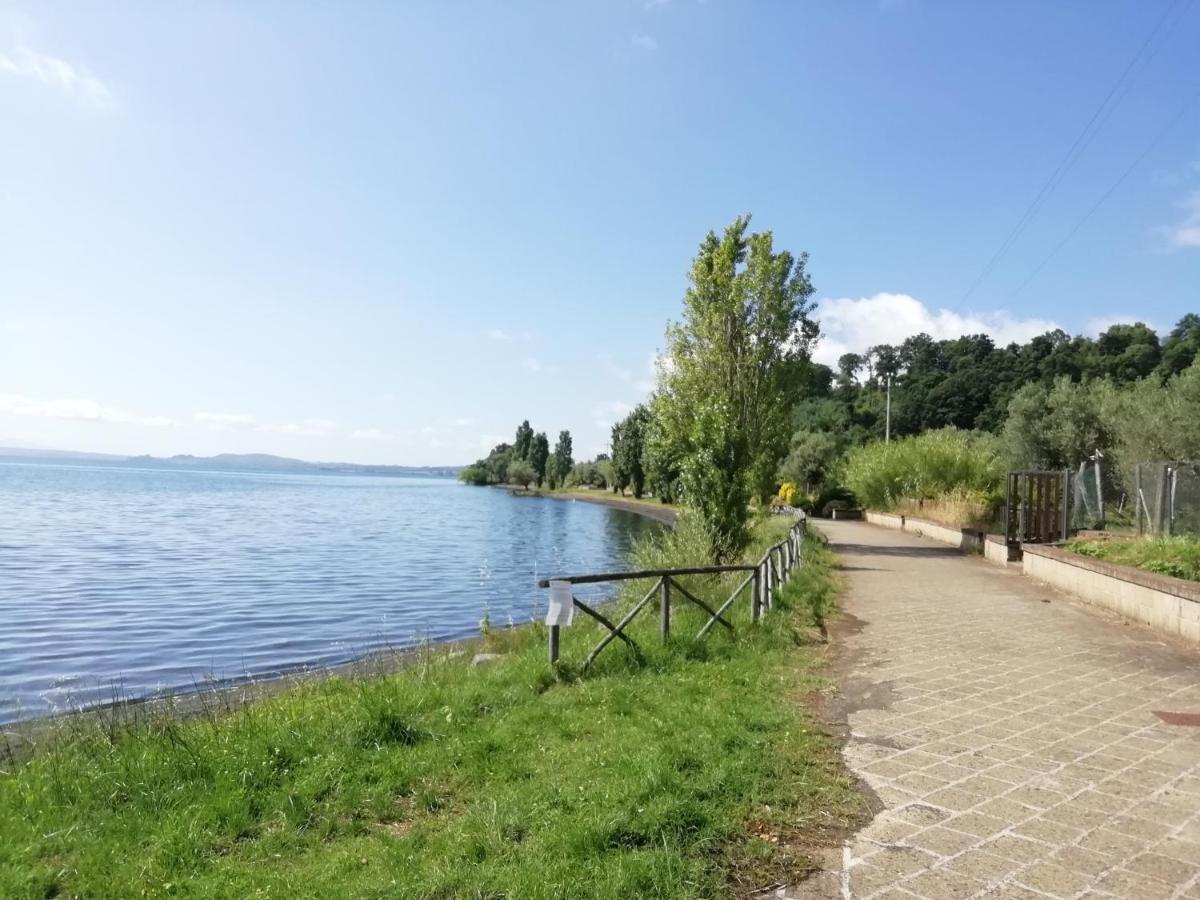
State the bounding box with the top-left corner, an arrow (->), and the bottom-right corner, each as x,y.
790,520 -> 1200,900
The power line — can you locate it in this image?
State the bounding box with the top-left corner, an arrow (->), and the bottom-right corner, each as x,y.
1009,84 -> 1200,299
957,0 -> 1190,303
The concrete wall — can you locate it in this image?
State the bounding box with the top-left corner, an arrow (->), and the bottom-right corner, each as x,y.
865,511 -> 905,531
863,510 -> 988,556
1022,544 -> 1200,646
984,535 -> 1013,567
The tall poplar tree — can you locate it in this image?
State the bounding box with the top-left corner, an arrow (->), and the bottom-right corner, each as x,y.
656,215 -> 816,560
530,432 -> 550,487
513,420 -> 534,461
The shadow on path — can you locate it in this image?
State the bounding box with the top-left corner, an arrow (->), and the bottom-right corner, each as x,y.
825,541 -> 961,559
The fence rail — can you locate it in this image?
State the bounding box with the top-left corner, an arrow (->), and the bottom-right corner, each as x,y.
537,517 -> 806,667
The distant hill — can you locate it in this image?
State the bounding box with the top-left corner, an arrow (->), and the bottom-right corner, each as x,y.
0,447 -> 463,478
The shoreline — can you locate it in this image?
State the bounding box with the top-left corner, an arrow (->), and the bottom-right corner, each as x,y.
5,488 -> 667,740
549,489 -> 678,526
1,630 -> 506,754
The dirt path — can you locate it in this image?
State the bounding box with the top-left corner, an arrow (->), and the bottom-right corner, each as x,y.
786,519 -> 1200,900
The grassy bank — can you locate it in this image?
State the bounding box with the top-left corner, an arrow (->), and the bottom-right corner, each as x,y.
1067,534 -> 1200,582
0,517 -> 859,899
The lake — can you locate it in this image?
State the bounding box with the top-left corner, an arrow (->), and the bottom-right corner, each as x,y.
0,459 -> 657,723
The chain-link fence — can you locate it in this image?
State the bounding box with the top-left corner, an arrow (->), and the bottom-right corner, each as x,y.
1133,461 -> 1200,536
1070,459 -> 1134,531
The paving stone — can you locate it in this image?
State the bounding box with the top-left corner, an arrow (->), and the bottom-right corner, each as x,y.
898,866 -> 986,899
904,825 -> 980,857
1123,850 -> 1199,884
1093,867 -> 1177,899
978,833 -> 1051,863
1049,844 -> 1120,876
944,850 -> 1023,883
944,812 -> 1010,839
1014,860 -> 1096,895
782,521 -> 1200,899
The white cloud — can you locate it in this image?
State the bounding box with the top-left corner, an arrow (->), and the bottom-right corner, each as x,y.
0,45 -> 114,110
636,353 -> 659,394
194,411 -> 257,431
599,352 -> 658,395
812,293 -> 1059,365
598,353 -> 633,383
593,400 -> 633,433
631,33 -> 658,51
0,393 -> 178,427
350,427 -> 400,442
486,328 -> 512,342
258,418 -> 337,437
1154,191 -> 1200,251
519,356 -> 543,374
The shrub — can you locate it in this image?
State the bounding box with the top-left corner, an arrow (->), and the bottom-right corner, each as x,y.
777,481 -> 798,507
843,428 -> 1004,511
506,460 -> 537,489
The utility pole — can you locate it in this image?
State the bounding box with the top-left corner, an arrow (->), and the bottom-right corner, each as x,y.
885,373 -> 892,443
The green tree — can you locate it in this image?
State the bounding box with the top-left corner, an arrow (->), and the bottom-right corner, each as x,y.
529,432 -> 550,487
613,405 -> 651,498
484,443 -> 514,484
1158,314 -> 1200,377
657,216 -> 816,560
1096,323 -> 1161,382
609,421 -> 630,494
513,420 -> 534,460
548,430 -> 573,489
779,430 -> 842,494
1001,378 -> 1117,470
457,464 -> 490,486
643,406 -> 683,504
506,459 -> 537,490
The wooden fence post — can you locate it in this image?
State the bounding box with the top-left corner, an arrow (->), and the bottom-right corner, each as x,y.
659,576 -> 671,642
549,624 -> 560,664
751,565 -> 761,622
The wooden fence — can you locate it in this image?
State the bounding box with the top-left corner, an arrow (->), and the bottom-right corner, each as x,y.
536,517 -> 807,667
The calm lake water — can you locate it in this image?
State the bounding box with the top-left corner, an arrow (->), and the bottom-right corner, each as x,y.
0,459 -> 657,722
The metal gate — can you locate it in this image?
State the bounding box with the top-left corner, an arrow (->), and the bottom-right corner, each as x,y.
1006,470 -> 1072,552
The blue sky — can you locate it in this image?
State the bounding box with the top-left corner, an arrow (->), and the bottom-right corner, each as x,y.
1,1 -> 1198,465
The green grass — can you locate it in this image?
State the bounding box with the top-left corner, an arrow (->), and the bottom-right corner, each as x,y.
1067,534 -> 1200,582
0,517 -> 860,899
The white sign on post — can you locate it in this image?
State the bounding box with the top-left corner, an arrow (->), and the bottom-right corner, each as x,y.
546,580 -> 575,627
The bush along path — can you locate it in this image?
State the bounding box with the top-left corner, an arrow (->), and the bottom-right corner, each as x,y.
0,516 -> 864,899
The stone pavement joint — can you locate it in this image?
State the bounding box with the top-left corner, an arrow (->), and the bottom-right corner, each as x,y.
782,520 -> 1200,900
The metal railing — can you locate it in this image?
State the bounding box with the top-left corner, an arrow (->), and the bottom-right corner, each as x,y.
536,517 -> 806,667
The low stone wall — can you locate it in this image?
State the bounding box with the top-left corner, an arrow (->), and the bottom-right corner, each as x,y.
864,511 -> 905,530
904,518 -> 986,554
863,510 -> 989,555
1021,544 -> 1200,646
984,534 -> 1014,566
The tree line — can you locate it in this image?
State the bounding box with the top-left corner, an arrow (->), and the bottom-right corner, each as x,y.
781,314 -> 1200,508
461,211 -> 1199,559
459,424 -> 573,490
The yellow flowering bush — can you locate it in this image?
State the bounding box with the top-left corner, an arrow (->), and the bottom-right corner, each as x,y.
777,481 -> 798,506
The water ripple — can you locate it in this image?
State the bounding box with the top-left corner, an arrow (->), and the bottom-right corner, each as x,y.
0,460 -> 654,721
